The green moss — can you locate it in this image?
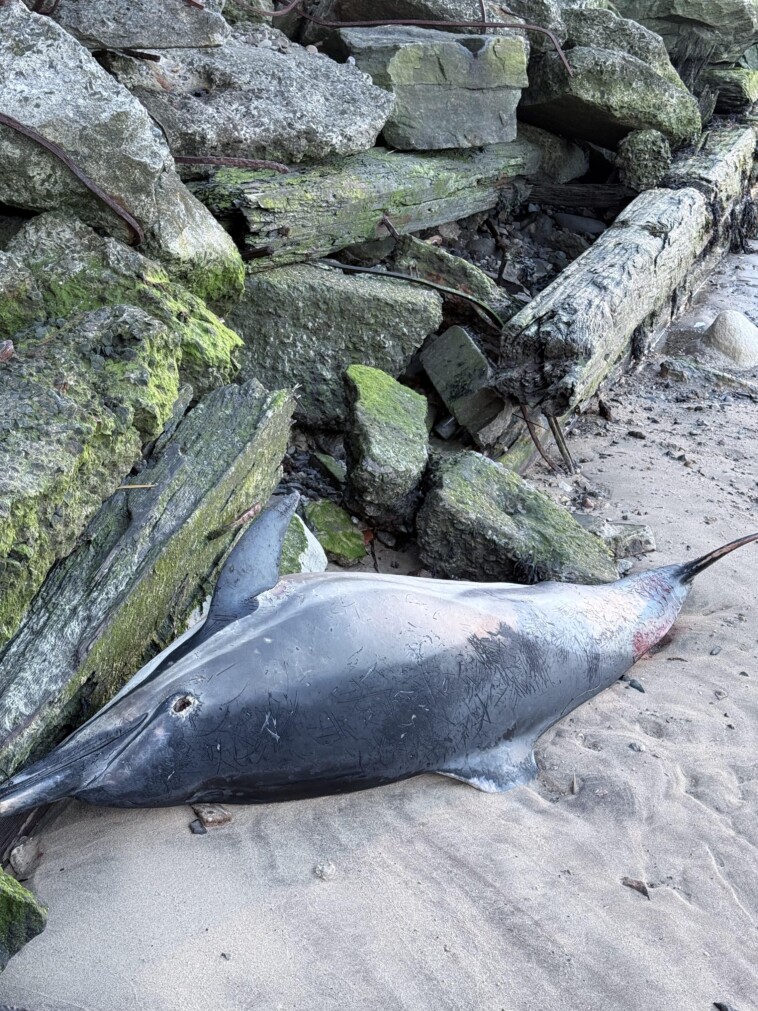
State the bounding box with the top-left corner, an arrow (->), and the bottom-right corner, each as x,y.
346,365 -> 426,435
0,869 -> 47,970
280,514 -> 310,576
303,500 -> 366,567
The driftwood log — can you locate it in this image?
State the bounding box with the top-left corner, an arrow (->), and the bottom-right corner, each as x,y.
0,381 -> 293,779
493,126 -> 757,422
191,140 -> 543,270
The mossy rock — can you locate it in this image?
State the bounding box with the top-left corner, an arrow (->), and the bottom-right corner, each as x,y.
303,500 -> 366,567
344,365 -> 429,530
417,451 -> 618,584
0,869 -> 47,970
0,213 -> 243,649
280,513 -> 328,575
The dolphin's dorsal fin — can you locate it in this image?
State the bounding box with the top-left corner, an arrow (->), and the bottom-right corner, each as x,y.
201,492 -> 300,636
437,737 -> 537,793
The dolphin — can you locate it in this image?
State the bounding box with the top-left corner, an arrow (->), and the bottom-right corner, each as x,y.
0,494 -> 755,816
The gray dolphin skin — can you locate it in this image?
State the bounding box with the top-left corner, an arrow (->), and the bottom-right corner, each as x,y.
0,494 -> 755,817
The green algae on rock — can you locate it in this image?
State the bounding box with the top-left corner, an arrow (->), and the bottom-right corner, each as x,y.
280,514 -> 329,575
0,214 -> 243,650
303,500 -> 366,567
0,869 -> 47,971
0,381 -> 293,776
227,263 -> 442,426
417,452 -> 618,584
344,365 -> 429,531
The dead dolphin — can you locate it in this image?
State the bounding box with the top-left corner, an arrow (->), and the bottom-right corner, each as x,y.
0,494 -> 755,815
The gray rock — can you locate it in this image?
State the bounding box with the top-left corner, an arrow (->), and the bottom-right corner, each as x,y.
0,0 -> 243,302
420,326 -> 512,447
302,500 -> 367,567
280,514 -> 329,574
614,0 -> 758,64
562,7 -> 685,87
226,264 -> 443,426
701,66 -> 758,113
344,365 -> 429,530
520,46 -> 701,149
332,26 -> 527,149
517,123 -> 589,184
222,0 -> 275,24
704,310 -> 758,368
417,451 -> 618,583
104,25 -> 395,165
616,130 -> 672,191
27,0 -> 230,50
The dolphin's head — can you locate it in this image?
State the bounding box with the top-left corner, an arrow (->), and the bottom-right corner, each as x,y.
0,668 -> 215,816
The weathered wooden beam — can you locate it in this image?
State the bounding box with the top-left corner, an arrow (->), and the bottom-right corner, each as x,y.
0,381 -> 293,777
493,126 -> 757,418
190,140 -> 542,271
526,182 -> 636,210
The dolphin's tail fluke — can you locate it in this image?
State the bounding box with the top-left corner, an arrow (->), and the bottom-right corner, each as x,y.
674,532 -> 758,583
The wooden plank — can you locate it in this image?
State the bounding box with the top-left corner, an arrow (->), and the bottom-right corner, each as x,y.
190,140 -> 542,271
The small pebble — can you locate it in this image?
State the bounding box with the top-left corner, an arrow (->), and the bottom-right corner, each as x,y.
710,646 -> 722,656
738,671 -> 749,677
629,742 -> 646,752
627,678 -> 646,693
221,952 -> 231,961
714,689 -> 728,700
628,430 -> 646,439
189,819 -> 207,835
314,860 -> 336,880
621,876 -> 650,899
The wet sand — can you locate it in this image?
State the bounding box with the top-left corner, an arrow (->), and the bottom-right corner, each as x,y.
1,253 -> 757,1011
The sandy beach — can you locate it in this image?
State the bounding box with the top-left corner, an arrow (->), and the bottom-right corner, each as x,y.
1,252 -> 757,1011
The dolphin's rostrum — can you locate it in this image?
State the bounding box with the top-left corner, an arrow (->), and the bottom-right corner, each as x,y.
0,495 -> 755,816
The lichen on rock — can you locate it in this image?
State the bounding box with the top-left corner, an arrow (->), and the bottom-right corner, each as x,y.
303,500 -> 367,567
0,869 -> 47,971
417,451 -> 618,584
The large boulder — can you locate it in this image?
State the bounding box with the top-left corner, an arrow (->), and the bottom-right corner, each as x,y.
0,0 -> 243,302
24,0 -> 231,50
344,365 -> 429,530
226,264 -> 443,426
614,0 -> 758,64
417,452 -> 618,583
519,46 -> 701,149
103,25 -> 395,165
0,213 -> 242,649
331,26 -> 527,149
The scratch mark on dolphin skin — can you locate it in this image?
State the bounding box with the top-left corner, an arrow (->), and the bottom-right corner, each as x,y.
262,712 -> 280,742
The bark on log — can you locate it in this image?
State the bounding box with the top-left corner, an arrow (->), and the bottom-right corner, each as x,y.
493,126 -> 757,418
190,140 -> 542,271
0,381 -> 293,776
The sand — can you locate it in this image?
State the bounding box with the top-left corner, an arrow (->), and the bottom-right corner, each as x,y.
1,252 -> 757,1011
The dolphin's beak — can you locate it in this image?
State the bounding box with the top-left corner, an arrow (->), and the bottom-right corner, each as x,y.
0,712 -> 147,818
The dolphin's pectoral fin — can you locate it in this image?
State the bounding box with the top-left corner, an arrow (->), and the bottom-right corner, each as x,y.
437,738 -> 537,793
193,492 -> 300,646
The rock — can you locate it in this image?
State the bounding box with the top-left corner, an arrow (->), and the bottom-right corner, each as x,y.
104,26 -> 395,165
704,310 -> 758,368
420,326 -> 512,447
280,514 -> 329,574
702,66 -> 758,113
331,26 -> 527,149
0,213 -> 243,650
520,47 -> 701,149
303,500 -> 366,567
226,264 -> 442,426
223,0 -> 275,24
616,130 -> 672,192
614,0 -> 758,64
606,522 -> 656,558
344,365 -> 429,530
191,804 -> 232,828
562,7 -> 685,87
417,452 -> 618,583
0,0 -> 243,302
517,123 -> 589,184
0,380 -> 293,773
33,0 -> 230,50
0,869 -> 46,970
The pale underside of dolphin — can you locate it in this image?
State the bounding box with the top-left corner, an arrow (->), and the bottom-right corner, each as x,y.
0,494 -> 755,817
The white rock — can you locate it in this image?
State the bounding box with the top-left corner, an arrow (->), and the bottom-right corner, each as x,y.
705,310 -> 758,368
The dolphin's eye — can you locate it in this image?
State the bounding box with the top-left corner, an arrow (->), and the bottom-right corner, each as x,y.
172,695 -> 196,714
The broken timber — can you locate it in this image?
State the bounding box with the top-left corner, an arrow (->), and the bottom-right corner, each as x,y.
190,140 -> 542,270
494,126 -> 757,431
